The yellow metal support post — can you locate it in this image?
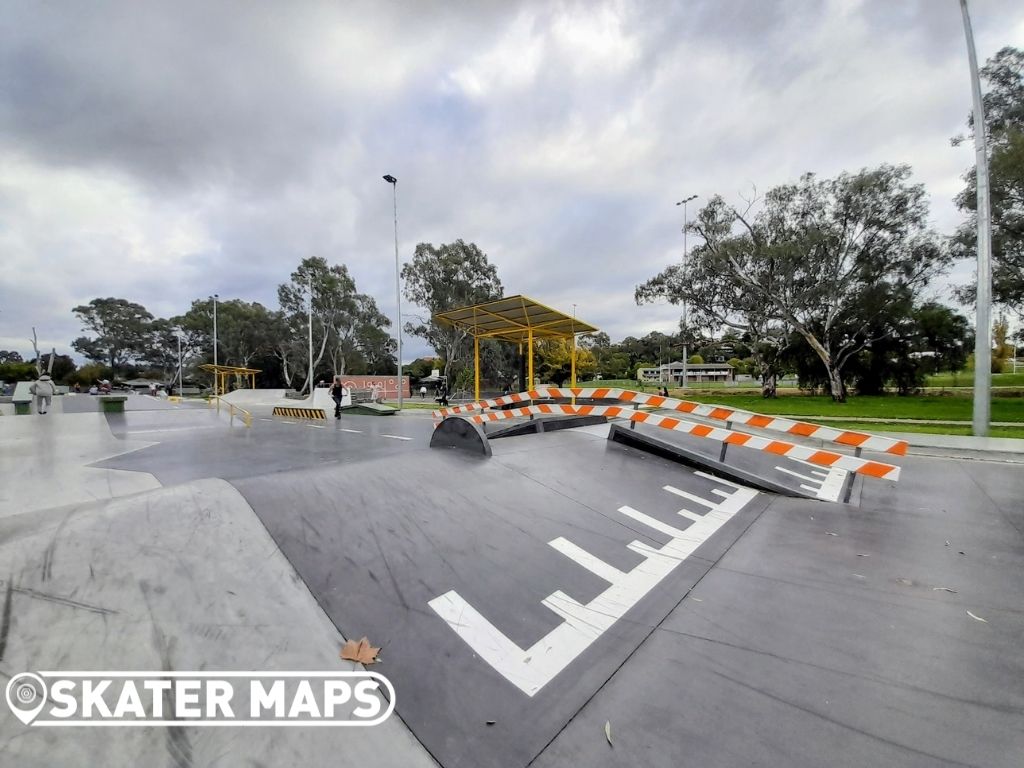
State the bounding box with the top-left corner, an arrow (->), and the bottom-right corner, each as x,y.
527,330 -> 534,388
570,334 -> 576,388
570,333 -> 576,405
474,336 -> 480,402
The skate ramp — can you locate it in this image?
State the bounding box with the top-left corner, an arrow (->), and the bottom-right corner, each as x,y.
0,478 -> 435,768
221,388 -> 287,406
233,429 -> 771,768
0,412 -> 160,517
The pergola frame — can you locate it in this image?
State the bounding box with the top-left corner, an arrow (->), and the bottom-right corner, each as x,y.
433,295 -> 599,400
198,363 -> 261,396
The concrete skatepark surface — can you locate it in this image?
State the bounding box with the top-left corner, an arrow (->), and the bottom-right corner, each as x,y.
1,394 -> 1022,767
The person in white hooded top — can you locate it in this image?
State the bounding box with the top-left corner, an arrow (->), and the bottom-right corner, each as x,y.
29,374 -> 57,414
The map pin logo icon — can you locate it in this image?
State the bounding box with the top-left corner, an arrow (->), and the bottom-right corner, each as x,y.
6,673 -> 47,725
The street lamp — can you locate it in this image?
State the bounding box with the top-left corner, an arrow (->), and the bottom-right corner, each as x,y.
307,271 -> 314,396
676,195 -> 698,389
212,293 -> 219,395
960,0 -> 992,435
176,331 -> 183,397
383,174 -> 403,410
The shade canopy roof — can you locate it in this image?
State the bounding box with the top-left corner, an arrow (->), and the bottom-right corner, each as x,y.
198,364 -> 262,375
432,295 -> 598,344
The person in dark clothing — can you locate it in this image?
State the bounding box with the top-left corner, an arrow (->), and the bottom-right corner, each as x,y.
436,383 -> 449,407
329,376 -> 347,419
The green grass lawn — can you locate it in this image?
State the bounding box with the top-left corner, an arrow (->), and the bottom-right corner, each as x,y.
925,371 -> 1024,387
679,393 -> 1024,423
812,420 -> 1024,439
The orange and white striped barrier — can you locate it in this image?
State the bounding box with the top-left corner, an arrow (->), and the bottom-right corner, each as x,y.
433,388 -> 908,457
439,402 -> 901,481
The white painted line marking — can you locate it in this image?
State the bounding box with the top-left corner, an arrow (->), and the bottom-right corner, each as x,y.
775,466 -> 821,483
779,459 -> 847,502
694,471 -> 743,489
339,428 -> 362,433
429,481 -> 759,696
307,424 -> 325,429
548,538 -> 625,583
380,434 -> 413,441
280,421 -> 296,424
662,485 -> 716,510
259,418 -> 274,422
618,505 -> 689,538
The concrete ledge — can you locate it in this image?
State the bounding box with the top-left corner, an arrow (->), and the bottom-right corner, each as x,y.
272,406 -> 325,419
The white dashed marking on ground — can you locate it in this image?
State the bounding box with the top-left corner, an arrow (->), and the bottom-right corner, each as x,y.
430,478 -> 758,696
380,434 -> 413,441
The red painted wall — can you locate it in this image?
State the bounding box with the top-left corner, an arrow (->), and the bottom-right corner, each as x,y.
339,375 -> 410,400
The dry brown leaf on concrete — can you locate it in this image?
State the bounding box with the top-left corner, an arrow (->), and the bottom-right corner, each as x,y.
604,721 -> 613,747
340,636 -> 381,664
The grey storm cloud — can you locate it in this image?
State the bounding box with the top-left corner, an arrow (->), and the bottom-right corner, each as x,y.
1,0 -> 1022,359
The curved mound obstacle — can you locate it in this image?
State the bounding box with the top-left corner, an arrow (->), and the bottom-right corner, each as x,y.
0,478 -> 433,767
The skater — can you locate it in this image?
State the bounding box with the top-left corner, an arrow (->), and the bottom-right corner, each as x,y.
30,373 -> 56,414
436,381 -> 449,408
419,384 -> 427,399
330,376 -> 347,419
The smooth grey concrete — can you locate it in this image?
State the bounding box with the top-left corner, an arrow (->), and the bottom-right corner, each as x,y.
2,404 -> 1021,767
533,455 -> 1024,768
0,413 -> 160,517
96,410 -> 436,485
0,478 -> 436,768
233,430 -> 771,768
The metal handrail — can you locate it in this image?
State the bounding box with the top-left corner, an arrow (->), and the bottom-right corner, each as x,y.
208,395 -> 252,428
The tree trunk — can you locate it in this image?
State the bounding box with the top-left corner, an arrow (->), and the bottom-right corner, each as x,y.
827,365 -> 846,402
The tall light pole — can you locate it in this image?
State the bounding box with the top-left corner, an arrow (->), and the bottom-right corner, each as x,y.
212,293 -> 219,395
676,195 -> 697,390
176,332 -> 183,397
307,270 -> 314,396
960,0 -> 992,436
383,174 -> 403,410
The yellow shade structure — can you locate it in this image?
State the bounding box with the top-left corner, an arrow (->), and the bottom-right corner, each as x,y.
433,295 -> 599,400
198,363 -> 261,396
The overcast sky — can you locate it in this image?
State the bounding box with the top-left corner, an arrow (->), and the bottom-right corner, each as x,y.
2,0 -> 1023,363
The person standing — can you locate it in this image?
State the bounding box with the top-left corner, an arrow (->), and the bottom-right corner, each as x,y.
30,373 -> 56,414
419,384 -> 427,399
330,376 -> 347,419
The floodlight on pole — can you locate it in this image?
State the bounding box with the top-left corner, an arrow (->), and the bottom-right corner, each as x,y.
176,332 -> 183,397
308,270 -> 314,396
676,195 -> 698,389
383,174 -> 403,410
959,0 -> 992,436
212,294 -> 219,394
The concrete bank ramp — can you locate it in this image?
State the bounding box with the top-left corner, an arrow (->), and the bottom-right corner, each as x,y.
0,478 -> 435,768
220,388 -> 288,405
0,412 -> 160,517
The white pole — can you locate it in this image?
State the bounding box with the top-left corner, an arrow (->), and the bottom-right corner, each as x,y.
389,179 -> 404,410
212,294 -> 219,395
960,0 -> 992,436
308,272 -> 314,396
676,194 -> 697,390
177,333 -> 183,396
